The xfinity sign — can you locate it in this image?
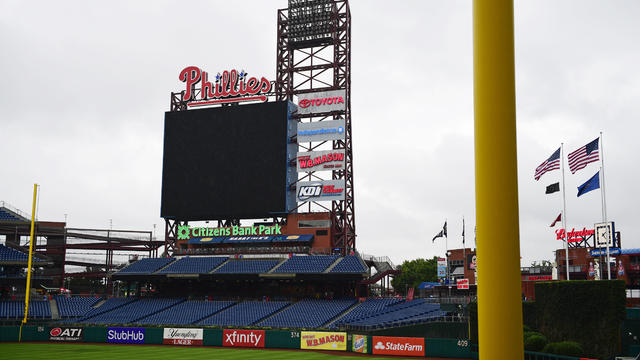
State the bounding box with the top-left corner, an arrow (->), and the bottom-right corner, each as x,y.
223,329 -> 265,348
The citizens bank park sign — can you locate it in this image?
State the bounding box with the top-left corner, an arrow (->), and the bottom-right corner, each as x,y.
178,66 -> 271,107
297,150 -> 345,172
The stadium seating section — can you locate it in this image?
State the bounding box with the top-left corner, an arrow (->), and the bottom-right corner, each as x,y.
273,255 -> 340,273
214,259 -> 281,274
329,255 -> 367,273
113,255 -> 369,275
82,298 -> 183,324
257,299 -> 356,328
0,300 -> 51,319
137,300 -> 235,325
118,257 -> 175,274
339,299 -> 446,330
80,297 -> 137,320
199,301 -> 290,327
55,296 -> 101,318
0,208 -> 23,221
158,256 -> 227,274
0,244 -> 46,263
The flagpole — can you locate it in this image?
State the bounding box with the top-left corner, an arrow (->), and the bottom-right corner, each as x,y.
600,132 -> 610,280
463,216 -> 466,282
561,143 -> 570,280
445,219 -> 449,284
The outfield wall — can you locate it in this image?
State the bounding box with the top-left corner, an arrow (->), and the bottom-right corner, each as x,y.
0,325 -> 473,358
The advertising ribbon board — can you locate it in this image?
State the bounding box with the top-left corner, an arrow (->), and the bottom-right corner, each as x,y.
372,336 -> 425,357
49,327 -> 83,342
107,327 -> 145,344
223,329 -> 265,348
297,119 -> 345,143
297,150 -> 345,173
352,334 -> 368,353
300,331 -> 347,351
297,180 -> 345,203
163,328 -> 203,346
296,90 -> 346,115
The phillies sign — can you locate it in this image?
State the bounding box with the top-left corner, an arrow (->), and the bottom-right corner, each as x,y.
179,66 -> 271,107
223,329 -> 265,348
555,228 -> 595,243
297,150 -> 345,172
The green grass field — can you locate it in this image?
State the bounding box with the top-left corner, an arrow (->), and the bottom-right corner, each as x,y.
0,343 -> 420,359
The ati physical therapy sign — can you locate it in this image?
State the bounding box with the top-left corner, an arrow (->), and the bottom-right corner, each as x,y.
178,66 -> 271,107
177,224 -> 282,240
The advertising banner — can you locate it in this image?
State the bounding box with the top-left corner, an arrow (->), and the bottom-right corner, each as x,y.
296,90 -> 346,115
297,180 -> 345,203
49,327 -> 83,342
162,328 -> 203,346
437,258 -> 447,279
297,150 -> 345,172
300,331 -> 347,351
107,327 -> 145,344
223,329 -> 265,348
590,247 -> 621,257
467,254 -> 477,270
457,279 -> 469,290
352,334 -> 367,353
372,336 -> 425,357
297,119 -> 345,143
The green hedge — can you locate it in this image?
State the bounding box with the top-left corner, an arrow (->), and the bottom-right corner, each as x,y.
535,280 -> 626,359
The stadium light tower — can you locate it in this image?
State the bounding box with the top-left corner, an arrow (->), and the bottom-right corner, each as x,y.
276,0 -> 355,254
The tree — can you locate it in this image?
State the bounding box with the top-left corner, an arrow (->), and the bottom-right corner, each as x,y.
391,257 -> 438,295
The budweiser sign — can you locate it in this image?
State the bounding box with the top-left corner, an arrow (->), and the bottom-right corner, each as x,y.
178,66 -> 271,107
555,228 -> 595,243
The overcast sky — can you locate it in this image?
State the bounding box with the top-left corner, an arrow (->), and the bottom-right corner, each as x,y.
1,1 -> 638,267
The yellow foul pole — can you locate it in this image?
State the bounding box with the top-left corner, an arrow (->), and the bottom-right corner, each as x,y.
473,1 -> 524,359
19,184 -> 38,341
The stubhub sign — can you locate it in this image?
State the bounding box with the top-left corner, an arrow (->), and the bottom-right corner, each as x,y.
107,327 -> 145,344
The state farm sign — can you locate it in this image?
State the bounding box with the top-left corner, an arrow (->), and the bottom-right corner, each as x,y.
223,329 -> 265,348
296,90 -> 346,115
162,328 -> 203,346
372,336 -> 425,357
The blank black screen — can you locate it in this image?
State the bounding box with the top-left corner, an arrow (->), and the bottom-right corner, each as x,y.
161,101 -> 289,220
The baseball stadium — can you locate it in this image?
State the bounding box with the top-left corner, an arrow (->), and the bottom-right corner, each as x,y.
1,1 -> 637,359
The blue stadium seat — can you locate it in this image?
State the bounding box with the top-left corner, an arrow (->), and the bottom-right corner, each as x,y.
214,259 -> 280,274
0,300 -> 51,319
117,258 -> 176,274
137,300 -> 235,325
81,298 -> 184,324
274,255 -> 339,273
199,301 -> 290,326
55,296 -> 101,318
257,299 -> 355,328
0,244 -> 46,263
329,255 -> 367,273
158,256 -> 228,274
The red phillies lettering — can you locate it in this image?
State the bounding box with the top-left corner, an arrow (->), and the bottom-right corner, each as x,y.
179,66 -> 271,102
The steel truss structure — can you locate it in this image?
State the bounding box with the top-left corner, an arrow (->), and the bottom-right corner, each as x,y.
276,0 -> 355,254
164,0 -> 355,256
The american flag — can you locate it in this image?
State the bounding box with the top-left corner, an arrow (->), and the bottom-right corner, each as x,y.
534,147 -> 560,180
568,138 -> 599,174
